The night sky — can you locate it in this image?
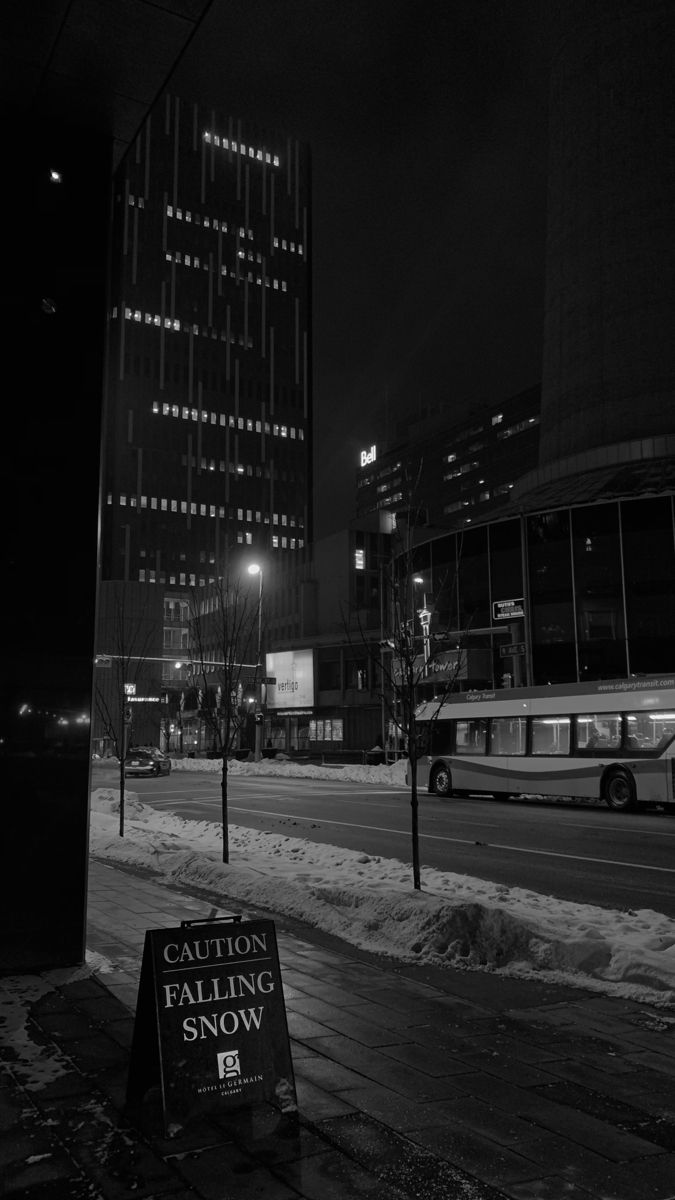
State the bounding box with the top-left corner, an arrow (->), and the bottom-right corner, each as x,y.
171,0 -> 554,536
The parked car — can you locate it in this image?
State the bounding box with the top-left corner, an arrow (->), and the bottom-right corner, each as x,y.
124,747 -> 171,777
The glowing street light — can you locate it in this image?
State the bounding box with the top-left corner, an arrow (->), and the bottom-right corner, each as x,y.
247,563 -> 264,760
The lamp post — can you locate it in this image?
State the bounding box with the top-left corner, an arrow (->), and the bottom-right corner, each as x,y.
413,575 -> 432,667
247,563 -> 264,761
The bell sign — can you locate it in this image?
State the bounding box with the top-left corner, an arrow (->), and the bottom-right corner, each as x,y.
360,444 -> 377,468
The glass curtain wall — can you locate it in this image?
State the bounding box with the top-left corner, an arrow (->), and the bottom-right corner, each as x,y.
404,495 -> 675,690
621,497 -> 675,674
527,510 -> 576,684
571,502 -> 627,680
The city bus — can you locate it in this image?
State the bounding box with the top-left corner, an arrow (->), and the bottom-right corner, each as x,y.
411,676 -> 675,811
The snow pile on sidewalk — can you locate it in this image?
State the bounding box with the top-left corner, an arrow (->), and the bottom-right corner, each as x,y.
89,787 -> 675,1008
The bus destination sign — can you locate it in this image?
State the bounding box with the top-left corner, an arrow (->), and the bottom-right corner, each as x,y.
493,598 -> 525,621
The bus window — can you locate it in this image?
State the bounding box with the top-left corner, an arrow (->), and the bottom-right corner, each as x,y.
626,711 -> 675,750
531,716 -> 570,755
429,719 -> 453,755
489,717 -> 527,755
576,713 -> 621,750
455,719 -> 487,755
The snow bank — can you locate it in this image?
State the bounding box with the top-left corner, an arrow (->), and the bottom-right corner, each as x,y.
89,788 -> 675,1008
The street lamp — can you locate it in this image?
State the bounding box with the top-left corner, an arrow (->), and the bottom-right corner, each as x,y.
413,575 -> 432,666
247,563 -> 264,761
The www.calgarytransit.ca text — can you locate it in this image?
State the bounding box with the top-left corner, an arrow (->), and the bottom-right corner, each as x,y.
161,931 -> 276,1042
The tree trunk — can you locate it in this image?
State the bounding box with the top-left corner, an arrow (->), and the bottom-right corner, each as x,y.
118,754 -> 125,838
221,754 -> 229,863
410,757 -> 420,890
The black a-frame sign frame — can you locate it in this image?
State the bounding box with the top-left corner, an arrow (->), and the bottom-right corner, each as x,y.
126,915 -> 297,1136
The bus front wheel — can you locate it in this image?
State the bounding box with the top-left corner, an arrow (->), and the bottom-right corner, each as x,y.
431,764 -> 452,797
603,768 -> 636,812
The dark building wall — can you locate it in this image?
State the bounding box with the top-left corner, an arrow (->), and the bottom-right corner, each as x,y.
539,1 -> 675,464
1,123 -> 111,970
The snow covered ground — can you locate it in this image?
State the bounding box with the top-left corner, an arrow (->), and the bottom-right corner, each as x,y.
88,755 -> 675,1009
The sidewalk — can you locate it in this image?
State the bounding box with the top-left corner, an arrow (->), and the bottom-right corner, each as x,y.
1,860 -> 675,1200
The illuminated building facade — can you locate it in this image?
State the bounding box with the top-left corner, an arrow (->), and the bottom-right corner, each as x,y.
355,386 -> 541,529
101,93 -> 312,622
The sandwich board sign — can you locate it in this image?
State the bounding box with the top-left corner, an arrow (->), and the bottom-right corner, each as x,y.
126,916 -> 297,1136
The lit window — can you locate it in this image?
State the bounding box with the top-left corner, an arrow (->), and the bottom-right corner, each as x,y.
354,549 -> 365,570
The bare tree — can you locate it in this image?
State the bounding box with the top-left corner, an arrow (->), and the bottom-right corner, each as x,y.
347,486 -> 469,890
186,569 -> 263,864
94,582 -> 163,837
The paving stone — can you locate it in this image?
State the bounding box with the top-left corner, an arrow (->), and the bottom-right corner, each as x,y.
501,1178 -> 595,1199
532,1079 -> 656,1129
28,1012 -> 95,1040
295,1075 -> 357,1120
274,1147 -> 411,1198
549,1149 -> 675,1200
317,1112 -> 509,1198
376,1039 -> 469,1078
407,1122 -> 544,1188
301,1034 -> 467,1101
295,1054 -> 374,1093
171,1141 -> 299,1199
508,1127 -> 624,1181
335,1084 -> 451,1133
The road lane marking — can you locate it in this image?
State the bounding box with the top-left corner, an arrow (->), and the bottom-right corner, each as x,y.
226,807 -> 675,875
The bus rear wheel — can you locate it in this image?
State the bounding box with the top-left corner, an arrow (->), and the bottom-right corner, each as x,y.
603,768 -> 636,812
431,764 -> 452,797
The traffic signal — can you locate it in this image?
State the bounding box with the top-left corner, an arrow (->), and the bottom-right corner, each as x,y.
254,711 -> 264,726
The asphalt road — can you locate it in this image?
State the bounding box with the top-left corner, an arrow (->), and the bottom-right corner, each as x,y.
94,765 -> 675,918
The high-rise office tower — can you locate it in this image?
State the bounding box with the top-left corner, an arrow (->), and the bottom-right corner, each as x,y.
101,94 -> 312,615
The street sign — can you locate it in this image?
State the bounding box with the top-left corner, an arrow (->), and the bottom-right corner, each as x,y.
126,917 -> 297,1136
493,598 -> 525,621
499,642 -> 525,657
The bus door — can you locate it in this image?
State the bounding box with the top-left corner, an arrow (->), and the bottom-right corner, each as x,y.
453,718 -> 490,791
488,716 -> 526,794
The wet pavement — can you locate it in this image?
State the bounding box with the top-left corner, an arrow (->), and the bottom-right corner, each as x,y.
1,856 -> 675,1199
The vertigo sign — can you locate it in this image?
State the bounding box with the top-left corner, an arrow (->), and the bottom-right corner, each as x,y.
126,917 -> 297,1135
